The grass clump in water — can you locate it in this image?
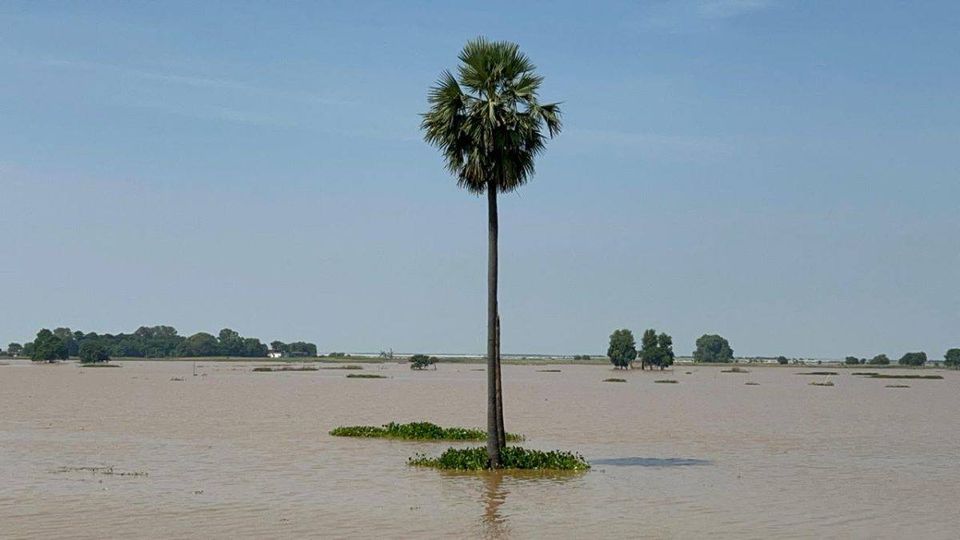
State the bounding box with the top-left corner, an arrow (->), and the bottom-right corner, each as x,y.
80,363 -> 121,368
252,366 -> 318,372
797,371 -> 838,376
721,367 -> 749,373
346,373 -> 386,379
744,382 -> 760,386
654,379 -> 678,384
329,422 -> 523,442
603,378 -> 627,383
851,372 -> 879,376
409,446 -> 589,471
886,384 -> 910,388
809,381 -> 835,386
537,369 -> 562,373
868,374 -> 942,380
319,364 -> 364,370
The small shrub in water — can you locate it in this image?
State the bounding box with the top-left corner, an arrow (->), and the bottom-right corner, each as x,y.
721,367 -> 749,373
409,446 -> 589,471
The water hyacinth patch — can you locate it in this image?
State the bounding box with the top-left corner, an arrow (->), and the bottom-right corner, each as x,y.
330,422 -> 523,442
409,446 -> 589,471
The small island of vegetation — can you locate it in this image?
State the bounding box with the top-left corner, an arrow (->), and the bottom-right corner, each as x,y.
330,422 -> 523,442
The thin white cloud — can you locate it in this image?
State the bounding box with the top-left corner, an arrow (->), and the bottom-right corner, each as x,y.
563,128 -> 736,162
34,57 -> 352,107
639,0 -> 776,32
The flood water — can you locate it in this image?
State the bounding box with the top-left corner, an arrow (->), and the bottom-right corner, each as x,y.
1,360 -> 958,538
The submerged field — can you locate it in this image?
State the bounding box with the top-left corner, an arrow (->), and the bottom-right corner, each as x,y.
1,360 -> 958,538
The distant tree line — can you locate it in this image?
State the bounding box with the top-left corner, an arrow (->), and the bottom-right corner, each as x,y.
10,326 -> 316,362
269,340 -> 318,357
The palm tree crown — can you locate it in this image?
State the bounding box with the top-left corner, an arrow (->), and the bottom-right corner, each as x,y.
421,37 -> 562,194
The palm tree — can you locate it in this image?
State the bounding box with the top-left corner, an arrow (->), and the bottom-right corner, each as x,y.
421,37 -> 561,467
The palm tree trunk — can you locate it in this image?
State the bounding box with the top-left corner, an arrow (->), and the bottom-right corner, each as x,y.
486,182 -> 502,468
495,313 -> 505,450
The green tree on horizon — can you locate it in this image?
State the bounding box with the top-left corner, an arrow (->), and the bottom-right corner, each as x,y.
898,351 -> 927,366
607,329 -> 637,369
422,37 -> 561,468
30,329 -> 68,362
693,334 -> 734,363
945,348 -> 960,368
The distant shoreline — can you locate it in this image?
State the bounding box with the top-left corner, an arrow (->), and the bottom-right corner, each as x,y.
35,356 -> 949,369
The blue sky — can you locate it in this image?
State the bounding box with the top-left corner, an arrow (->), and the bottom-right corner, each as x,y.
1,1 -> 957,358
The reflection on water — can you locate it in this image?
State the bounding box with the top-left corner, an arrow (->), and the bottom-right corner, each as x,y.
591,457 -> 711,467
1,360 -> 959,538
481,472 -> 509,539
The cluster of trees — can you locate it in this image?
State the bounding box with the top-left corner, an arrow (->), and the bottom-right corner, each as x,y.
572,354 -> 592,360
606,328 -> 675,370
844,352 -> 928,366
693,335 -> 734,363
13,326 -> 316,361
270,341 -> 318,357
898,352 -> 927,366
409,354 -> 438,370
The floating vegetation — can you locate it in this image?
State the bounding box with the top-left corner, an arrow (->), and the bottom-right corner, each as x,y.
346,373 -> 386,379
603,378 -> 627,383
745,382 -> 760,386
330,421 -> 523,442
319,365 -> 363,370
409,446 -> 589,471
52,466 -> 148,477
170,377 -> 185,382
80,363 -> 121,368
470,368 -> 485,371
252,366 -> 318,372
654,379 -> 678,384
809,381 -> 835,386
721,367 -> 749,373
868,374 -> 943,380
886,384 -> 910,388
685,371 -> 693,375
537,369 -> 562,373
797,371 -> 838,376
851,372 -> 880,376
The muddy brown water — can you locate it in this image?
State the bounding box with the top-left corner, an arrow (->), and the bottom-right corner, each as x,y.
1,361 -> 958,538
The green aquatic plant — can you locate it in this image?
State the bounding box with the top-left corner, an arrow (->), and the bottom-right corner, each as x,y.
346,373 -> 386,379
885,384 -> 910,388
603,378 -> 627,383
809,381 -> 834,386
329,422 -> 523,442
409,446 -> 589,471
654,379 -> 678,384
537,369 -> 562,373
796,371 -> 838,376
850,372 -> 879,376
